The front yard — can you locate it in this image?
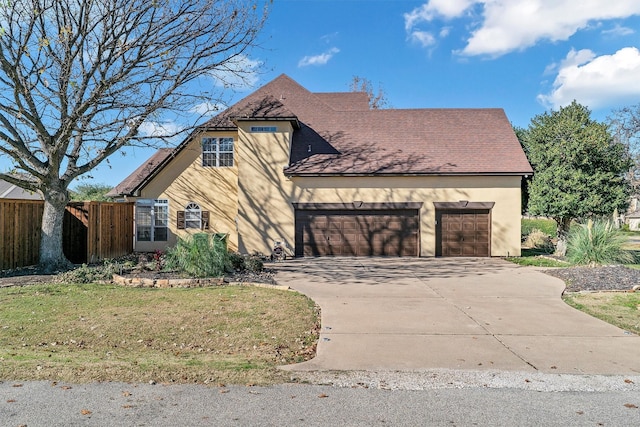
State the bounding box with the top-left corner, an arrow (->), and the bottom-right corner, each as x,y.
509,218 -> 640,336
0,283 -> 319,385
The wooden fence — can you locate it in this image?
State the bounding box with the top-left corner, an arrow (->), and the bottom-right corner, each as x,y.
0,199 -> 134,270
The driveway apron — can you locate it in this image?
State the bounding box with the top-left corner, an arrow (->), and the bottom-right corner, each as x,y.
275,258 -> 640,374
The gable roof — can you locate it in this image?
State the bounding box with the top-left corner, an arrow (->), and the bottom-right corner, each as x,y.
105,148 -> 174,198
109,74 -> 532,196
0,178 -> 42,200
206,73 -> 532,176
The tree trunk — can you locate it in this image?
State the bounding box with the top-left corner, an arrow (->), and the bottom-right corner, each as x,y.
39,189 -> 72,272
554,217 -> 572,257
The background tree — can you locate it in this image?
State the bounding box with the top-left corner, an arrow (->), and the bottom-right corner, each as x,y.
519,101 -> 632,255
70,183 -> 113,202
608,104 -> 640,198
349,76 -> 390,109
513,125 -> 531,214
0,0 -> 269,270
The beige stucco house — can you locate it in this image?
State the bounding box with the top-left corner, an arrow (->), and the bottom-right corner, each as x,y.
108,74 -> 533,257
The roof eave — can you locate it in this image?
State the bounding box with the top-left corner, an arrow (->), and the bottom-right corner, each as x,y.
233,116 -> 301,129
284,171 -> 534,178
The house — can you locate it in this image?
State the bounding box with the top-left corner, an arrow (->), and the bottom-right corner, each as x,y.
0,177 -> 42,200
627,210 -> 640,231
108,74 -> 533,257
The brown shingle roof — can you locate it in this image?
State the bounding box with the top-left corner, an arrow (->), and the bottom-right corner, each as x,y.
285,108 -> 533,175
204,74 -> 532,176
106,148 -> 173,197
110,74 -> 532,195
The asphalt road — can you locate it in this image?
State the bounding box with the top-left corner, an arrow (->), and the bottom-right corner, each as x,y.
2,377 -> 639,426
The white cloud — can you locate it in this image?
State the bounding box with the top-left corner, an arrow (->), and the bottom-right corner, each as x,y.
538,47 -> 640,109
410,31 -> 437,48
211,54 -> 261,90
190,102 -> 225,117
298,47 -> 340,67
138,120 -> 184,138
602,24 -> 635,37
404,0 -> 475,30
405,1 -> 640,57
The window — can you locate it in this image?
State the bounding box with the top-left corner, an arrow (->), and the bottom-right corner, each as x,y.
250,126 -> 277,132
202,137 -> 234,167
177,204 -> 209,230
136,199 -> 168,242
185,202 -> 201,229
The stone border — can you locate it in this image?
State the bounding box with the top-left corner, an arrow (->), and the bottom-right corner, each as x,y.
112,274 -> 223,288
112,274 -> 291,291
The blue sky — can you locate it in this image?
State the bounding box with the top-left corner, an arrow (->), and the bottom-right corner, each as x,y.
7,0 -> 640,189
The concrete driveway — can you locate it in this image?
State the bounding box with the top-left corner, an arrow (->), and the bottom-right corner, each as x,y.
274,258 -> 640,375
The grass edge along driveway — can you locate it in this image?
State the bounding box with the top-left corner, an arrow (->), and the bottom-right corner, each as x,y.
0,283 -> 320,385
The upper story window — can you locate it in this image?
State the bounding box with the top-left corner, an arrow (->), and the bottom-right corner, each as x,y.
250,126 -> 277,132
202,137 -> 234,167
184,202 -> 201,229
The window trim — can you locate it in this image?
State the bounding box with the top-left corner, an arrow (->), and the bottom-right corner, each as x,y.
250,126 -> 277,133
136,199 -> 168,242
184,202 -> 201,229
202,137 -> 234,168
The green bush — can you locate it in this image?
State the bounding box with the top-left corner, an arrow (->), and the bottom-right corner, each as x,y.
244,255 -> 264,273
522,218 -> 557,238
228,252 -> 245,271
165,233 -> 231,278
566,219 -> 635,266
227,252 -> 264,273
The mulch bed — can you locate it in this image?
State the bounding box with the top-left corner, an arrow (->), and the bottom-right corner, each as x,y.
1,262 -> 638,292
0,265 -> 276,288
543,265 -> 640,292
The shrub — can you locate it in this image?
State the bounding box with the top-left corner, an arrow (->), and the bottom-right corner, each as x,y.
227,252 -> 264,273
566,219 -> 635,266
523,228 -> 553,250
57,261 -> 119,284
228,252 -> 245,271
164,233 -> 231,278
522,218 -> 557,238
244,255 -> 264,272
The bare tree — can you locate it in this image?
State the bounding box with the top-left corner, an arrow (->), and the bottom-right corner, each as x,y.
0,0 -> 269,270
608,104 -> 640,194
349,76 -> 390,109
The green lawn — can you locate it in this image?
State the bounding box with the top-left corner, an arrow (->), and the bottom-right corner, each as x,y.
0,283 -> 319,385
563,293 -> 640,335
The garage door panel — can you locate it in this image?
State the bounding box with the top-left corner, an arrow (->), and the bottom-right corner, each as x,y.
437,209 -> 491,257
296,209 -> 419,257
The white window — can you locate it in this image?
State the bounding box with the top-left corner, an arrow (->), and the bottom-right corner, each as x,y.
202,137 -> 234,167
136,199 -> 168,242
185,202 -> 201,229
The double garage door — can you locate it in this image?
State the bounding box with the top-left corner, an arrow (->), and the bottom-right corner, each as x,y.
295,208 -> 419,257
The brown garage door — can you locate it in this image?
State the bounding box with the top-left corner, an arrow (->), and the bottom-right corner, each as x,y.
436,209 -> 490,257
295,209 -> 419,257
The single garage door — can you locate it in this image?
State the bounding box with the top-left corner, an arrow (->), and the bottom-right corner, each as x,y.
295,209 -> 419,257
436,209 -> 490,257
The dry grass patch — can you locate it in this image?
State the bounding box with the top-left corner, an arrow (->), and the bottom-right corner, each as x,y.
0,284 -> 319,385
563,292 -> 640,335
